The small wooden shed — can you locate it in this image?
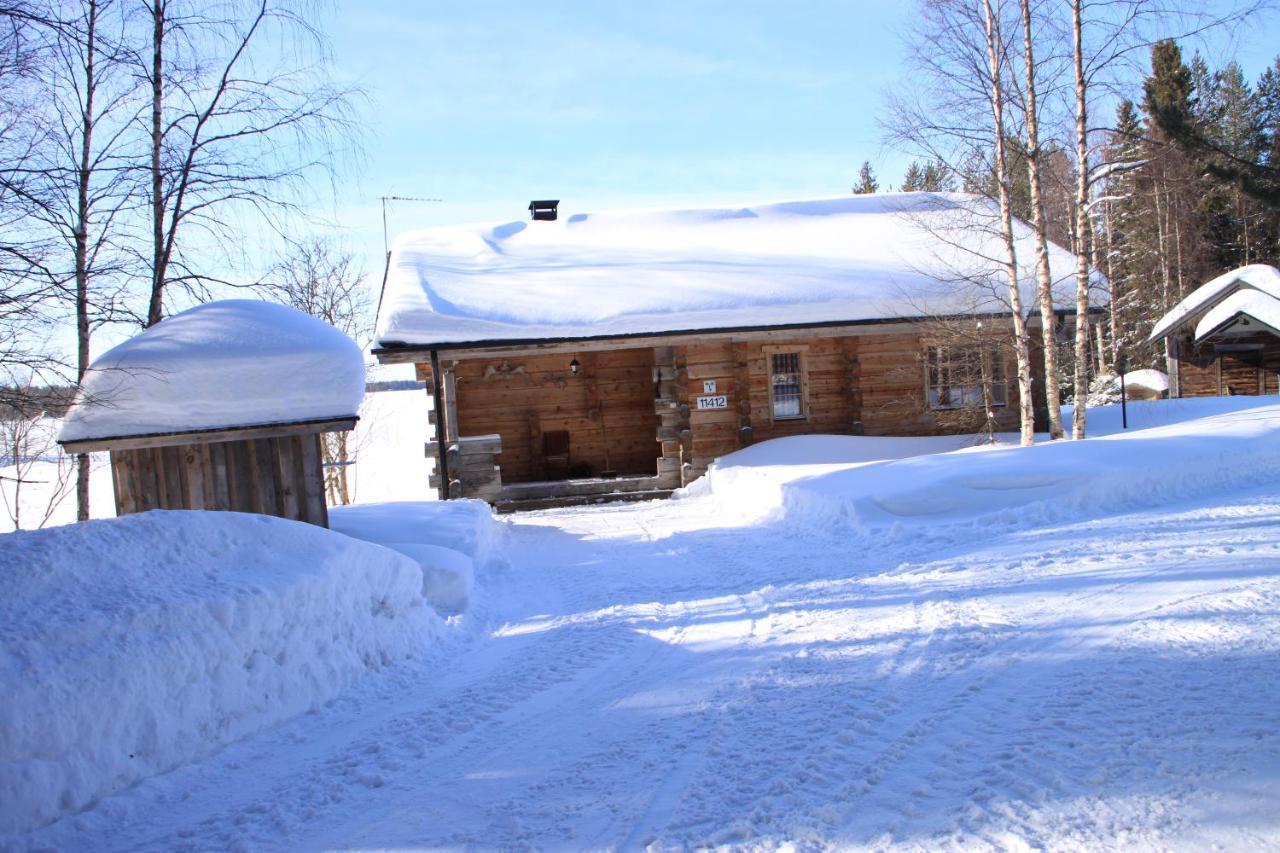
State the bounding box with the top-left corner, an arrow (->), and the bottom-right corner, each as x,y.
58,300 -> 366,527
1149,264 -> 1280,398
60,417 -> 356,527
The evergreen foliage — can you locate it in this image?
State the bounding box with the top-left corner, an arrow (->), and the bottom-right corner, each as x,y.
853,161 -> 879,194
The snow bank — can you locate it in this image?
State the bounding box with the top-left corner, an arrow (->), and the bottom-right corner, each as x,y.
1149,263 -> 1280,341
1066,394 -> 1276,435
695,399 -> 1280,537
683,433 -> 1001,515
60,300 -> 365,443
0,511 -> 439,834
377,193 -> 1094,347
330,500 -> 502,615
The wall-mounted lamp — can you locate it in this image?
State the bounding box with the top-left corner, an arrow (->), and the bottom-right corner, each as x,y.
569,358 -> 580,375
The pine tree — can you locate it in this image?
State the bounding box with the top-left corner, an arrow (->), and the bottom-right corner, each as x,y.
853,161 -> 880,194
921,160 -> 955,191
901,161 -> 925,192
1144,40 -> 1195,142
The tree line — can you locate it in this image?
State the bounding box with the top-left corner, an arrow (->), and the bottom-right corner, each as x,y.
0,0 -> 363,523
857,0 -> 1272,444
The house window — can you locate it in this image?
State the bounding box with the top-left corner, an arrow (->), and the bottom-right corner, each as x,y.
926,345 -> 1007,410
770,351 -> 805,419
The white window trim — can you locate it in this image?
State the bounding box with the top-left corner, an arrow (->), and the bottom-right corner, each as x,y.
764,345 -> 809,422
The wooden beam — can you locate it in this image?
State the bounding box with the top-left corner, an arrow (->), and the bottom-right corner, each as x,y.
425,433 -> 503,456
373,308 -> 1103,365
429,349 -> 450,500
373,320 -> 945,364
60,416 -> 358,454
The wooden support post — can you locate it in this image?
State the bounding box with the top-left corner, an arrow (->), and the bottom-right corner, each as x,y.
429,349 -> 450,500
443,361 -> 459,442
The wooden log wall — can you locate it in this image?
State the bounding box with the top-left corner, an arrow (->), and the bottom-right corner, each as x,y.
857,331 -> 1020,436
670,330 -> 1023,483
653,346 -> 683,488
110,432 -> 329,526
427,434 -> 503,501
1176,333 -> 1280,397
412,326 -> 1037,494
437,349 -> 660,484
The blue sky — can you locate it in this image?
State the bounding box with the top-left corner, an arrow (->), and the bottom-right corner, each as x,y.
322,2 -> 911,252
317,2 -> 1280,269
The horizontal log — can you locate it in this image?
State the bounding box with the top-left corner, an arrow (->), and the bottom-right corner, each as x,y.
425,434 -> 503,456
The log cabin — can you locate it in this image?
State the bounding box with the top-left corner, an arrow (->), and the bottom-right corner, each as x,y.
373,193 -> 1092,510
1148,264 -> 1280,399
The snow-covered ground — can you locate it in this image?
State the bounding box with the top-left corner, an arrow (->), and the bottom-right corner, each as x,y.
4,396 -> 1279,850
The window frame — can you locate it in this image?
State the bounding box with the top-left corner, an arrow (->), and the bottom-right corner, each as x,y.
924,343 -> 1008,411
764,345 -> 809,422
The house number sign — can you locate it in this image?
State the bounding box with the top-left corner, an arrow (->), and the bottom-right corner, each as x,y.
696,394 -> 728,410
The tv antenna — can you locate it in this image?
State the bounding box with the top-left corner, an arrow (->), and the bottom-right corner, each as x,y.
381,195 -> 444,255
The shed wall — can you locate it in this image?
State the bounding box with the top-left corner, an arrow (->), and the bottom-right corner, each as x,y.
1176,333 -> 1280,397
110,433 -> 328,526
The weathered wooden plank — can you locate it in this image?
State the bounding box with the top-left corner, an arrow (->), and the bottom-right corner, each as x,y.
182,444 -> 208,510
111,452 -> 137,515
248,439 -> 278,516
209,442 -> 231,509
278,436 -> 304,521
300,433 -> 328,527
164,447 -> 185,508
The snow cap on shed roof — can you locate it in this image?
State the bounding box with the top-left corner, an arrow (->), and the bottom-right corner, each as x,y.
375,192 -> 1095,350
1149,264 -> 1280,342
59,300 -> 365,444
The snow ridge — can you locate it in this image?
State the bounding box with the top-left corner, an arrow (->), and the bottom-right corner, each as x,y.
0,511 -> 439,835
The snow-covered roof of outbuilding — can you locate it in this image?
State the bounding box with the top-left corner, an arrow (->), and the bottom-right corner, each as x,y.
59,300 -> 365,444
375,192 -> 1095,350
1194,288 -> 1280,341
1149,264 -> 1280,342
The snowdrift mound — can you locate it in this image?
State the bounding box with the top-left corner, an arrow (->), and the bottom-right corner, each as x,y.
59,300 -> 364,442
330,500 -> 502,615
0,511 -> 440,834
697,400 -> 1280,537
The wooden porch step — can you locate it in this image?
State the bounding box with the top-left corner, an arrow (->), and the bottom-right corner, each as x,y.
498,474 -> 666,501
494,489 -> 674,514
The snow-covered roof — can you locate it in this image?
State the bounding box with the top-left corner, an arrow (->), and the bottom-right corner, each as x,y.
376,193 -> 1094,349
1149,264 -> 1280,341
59,300 -> 365,444
1193,288 -> 1280,342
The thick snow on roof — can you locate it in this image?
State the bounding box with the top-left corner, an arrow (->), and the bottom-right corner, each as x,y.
1149,264 -> 1280,341
60,300 -> 365,443
1120,368 -> 1170,393
1194,288 -> 1280,341
376,193 -> 1091,348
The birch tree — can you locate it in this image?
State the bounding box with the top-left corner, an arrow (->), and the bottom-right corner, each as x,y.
982,0 -> 1035,445
18,0 -> 137,519
1014,0 -> 1066,438
888,0 -> 1038,445
137,0 -> 356,325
